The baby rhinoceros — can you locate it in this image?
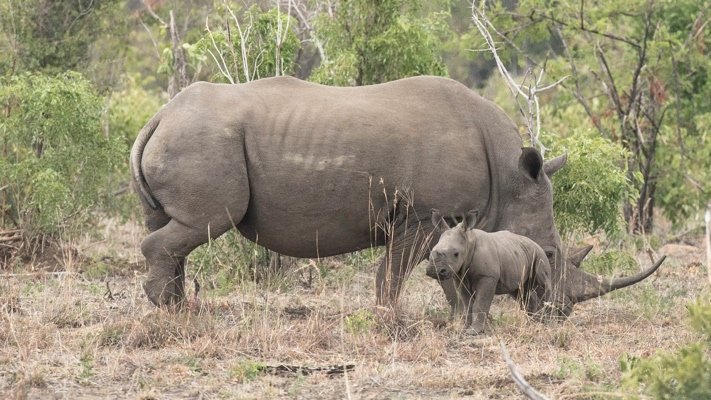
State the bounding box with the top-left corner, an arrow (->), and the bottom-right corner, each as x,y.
427,210 -> 553,334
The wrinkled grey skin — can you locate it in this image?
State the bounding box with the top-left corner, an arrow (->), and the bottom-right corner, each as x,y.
130,75 -> 664,309
427,210 -> 553,334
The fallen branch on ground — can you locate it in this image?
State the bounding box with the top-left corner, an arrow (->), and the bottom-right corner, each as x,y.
262,364 -> 355,377
500,341 -> 550,400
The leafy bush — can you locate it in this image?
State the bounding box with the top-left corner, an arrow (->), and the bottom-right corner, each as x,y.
190,231 -> 274,295
108,76 -> 162,147
621,297 -> 711,399
581,249 -> 638,276
0,72 -> 124,237
311,0 -> 450,85
548,129 -> 637,237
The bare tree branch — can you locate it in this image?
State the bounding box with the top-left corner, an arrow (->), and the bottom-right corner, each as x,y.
471,2 -> 569,157
553,26 -> 607,136
224,0 -> 252,83
168,10 -> 189,98
509,9 -> 642,49
500,341 -> 550,400
142,0 -> 167,27
137,14 -> 161,60
626,1 -> 655,118
205,16 -> 235,84
594,43 -> 625,119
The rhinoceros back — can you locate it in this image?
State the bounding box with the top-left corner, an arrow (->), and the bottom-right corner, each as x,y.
137,76 -> 521,258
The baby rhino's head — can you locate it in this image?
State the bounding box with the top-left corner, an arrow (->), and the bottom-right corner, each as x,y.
426,209 -> 477,280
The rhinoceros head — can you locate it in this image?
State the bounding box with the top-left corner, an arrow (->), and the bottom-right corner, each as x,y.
550,245 -> 666,318
426,211 -> 478,280
429,148 -> 665,318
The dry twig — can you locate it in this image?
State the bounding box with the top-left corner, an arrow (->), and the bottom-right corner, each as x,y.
500,341 -> 550,400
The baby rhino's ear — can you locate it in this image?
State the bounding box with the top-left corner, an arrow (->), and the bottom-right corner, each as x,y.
464,210 -> 478,230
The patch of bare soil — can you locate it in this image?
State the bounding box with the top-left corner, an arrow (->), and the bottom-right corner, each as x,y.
0,222 -> 708,399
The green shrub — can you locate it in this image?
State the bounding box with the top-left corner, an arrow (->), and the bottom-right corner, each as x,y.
581,249 -> 638,276
108,76 -> 162,147
190,231 -> 274,295
310,0 -> 449,86
0,72 -> 124,237
345,309 -> 377,335
186,4 -> 301,83
621,296 -> 711,399
688,297 -> 711,343
549,129 -> 637,237
230,359 -> 265,383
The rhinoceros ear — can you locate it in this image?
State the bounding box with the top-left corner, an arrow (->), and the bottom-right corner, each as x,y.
464,210 -> 478,230
519,147 -> 543,180
430,209 -> 451,231
544,153 -> 568,177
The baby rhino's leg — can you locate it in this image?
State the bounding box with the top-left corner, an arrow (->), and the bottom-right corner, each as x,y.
467,277 -> 497,334
442,279 -> 474,321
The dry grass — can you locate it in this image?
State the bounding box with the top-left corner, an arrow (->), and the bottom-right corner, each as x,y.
0,220 -> 707,399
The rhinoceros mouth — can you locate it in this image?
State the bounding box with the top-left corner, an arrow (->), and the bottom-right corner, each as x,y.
425,265 -> 454,281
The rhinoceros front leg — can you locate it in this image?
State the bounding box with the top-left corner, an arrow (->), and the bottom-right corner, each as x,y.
375,222 -> 429,308
466,276 -> 497,335
141,219 -> 213,306
440,277 -> 474,319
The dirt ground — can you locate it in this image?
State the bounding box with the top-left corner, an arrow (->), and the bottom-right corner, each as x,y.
0,219 -> 708,399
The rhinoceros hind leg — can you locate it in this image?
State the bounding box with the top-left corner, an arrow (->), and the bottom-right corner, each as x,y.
141,219 -> 230,306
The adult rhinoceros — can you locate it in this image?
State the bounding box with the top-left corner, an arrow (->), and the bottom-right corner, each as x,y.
130,75 -> 664,316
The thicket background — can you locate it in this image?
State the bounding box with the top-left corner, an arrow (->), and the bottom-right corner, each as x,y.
1,1 -> 709,398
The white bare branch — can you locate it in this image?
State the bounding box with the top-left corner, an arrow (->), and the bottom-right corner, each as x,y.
142,0 -> 167,27
471,1 -> 569,158
224,0 -> 252,83
205,16 -> 235,84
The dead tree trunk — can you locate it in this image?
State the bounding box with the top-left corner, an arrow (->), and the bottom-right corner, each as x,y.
168,10 -> 189,99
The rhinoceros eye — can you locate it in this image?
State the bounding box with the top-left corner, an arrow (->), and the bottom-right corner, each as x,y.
454,252 -> 459,258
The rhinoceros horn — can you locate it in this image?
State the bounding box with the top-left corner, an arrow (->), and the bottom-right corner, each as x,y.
565,253 -> 666,304
567,245 -> 593,268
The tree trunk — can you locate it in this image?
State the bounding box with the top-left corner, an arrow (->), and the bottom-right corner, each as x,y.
168,10 -> 189,99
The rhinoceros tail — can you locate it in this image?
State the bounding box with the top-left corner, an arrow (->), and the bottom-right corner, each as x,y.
130,114 -> 161,209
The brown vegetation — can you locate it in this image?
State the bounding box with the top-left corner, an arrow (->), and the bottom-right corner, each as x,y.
0,220 -> 706,399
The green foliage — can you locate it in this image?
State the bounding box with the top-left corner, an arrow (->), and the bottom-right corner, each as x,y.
108,76 -> 163,147
0,0 -> 126,75
549,130 -> 636,237
190,231 -> 274,295
344,309 -> 377,335
0,72 -> 124,236
581,249 -> 638,276
621,297 -> 711,399
311,0 -> 450,85
621,345 -> 711,399
186,3 -> 301,83
688,296 -> 711,344
486,0 -> 711,229
230,359 -> 265,382
555,356 -> 604,382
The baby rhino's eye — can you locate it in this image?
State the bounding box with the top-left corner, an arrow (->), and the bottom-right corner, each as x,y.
454,252 -> 459,258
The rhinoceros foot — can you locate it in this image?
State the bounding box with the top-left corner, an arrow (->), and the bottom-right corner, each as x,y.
144,275 -> 185,307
